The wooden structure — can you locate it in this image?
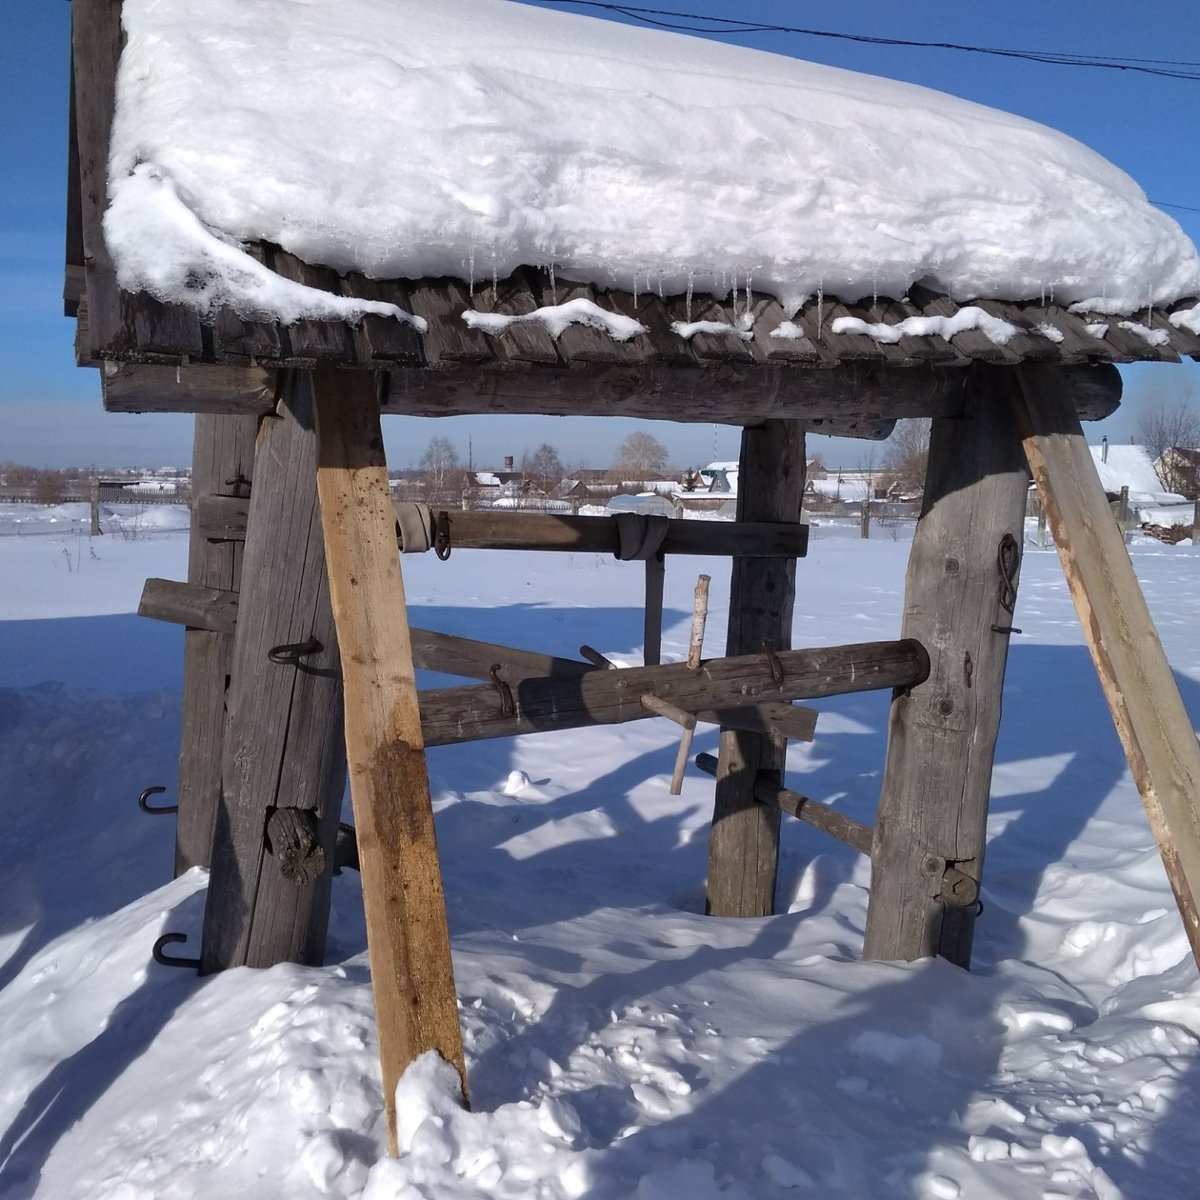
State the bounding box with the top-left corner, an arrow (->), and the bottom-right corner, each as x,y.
66,0 -> 1200,1153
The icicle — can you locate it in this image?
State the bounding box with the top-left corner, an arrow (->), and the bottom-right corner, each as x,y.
686,270 -> 694,324
817,282 -> 824,335
872,273 -> 878,309
548,260 -> 557,306
633,271 -> 639,308
746,270 -> 753,311
657,274 -> 664,300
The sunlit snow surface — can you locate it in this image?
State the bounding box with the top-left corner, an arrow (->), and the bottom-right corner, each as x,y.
104,0 -> 1200,324
2,510 -> 1200,1198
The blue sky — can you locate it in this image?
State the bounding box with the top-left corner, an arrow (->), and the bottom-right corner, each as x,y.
1,0 -> 1197,469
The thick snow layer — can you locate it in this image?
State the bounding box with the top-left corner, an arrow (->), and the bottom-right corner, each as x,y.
105,0 -> 1200,324
4,511 -> 1200,1197
1089,443 -> 1166,495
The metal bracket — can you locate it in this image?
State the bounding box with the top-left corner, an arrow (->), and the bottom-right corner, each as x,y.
921,853 -> 980,909
489,663 -> 515,717
267,636 -> 323,665
138,785 -> 177,815
762,638 -> 785,684
434,510 -> 453,560
152,932 -> 201,970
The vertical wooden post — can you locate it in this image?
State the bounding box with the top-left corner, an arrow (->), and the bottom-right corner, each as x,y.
200,375 -> 347,971
643,554 -> 665,666
312,365 -> 466,1154
706,420 -> 805,917
1012,364 -> 1200,963
89,476 -> 101,536
1192,497 -> 1199,546
860,497 -> 871,539
174,414 -> 257,875
863,368 -> 1029,967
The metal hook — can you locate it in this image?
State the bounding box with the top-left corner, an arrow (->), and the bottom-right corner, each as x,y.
138,785 -> 178,815
267,636 -> 323,665
489,663 -> 516,718
761,638 -> 785,685
152,932 -> 201,970
434,511 -> 453,561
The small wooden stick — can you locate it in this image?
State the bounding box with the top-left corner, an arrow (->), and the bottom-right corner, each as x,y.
580,644 -> 617,669
642,693 -> 697,795
687,574 -> 711,669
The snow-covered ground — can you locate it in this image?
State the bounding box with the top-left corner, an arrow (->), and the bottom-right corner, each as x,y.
1,507 -> 1199,1199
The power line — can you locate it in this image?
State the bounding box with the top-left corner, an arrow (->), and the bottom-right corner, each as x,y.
535,2 -> 1200,81
1154,200 -> 1200,215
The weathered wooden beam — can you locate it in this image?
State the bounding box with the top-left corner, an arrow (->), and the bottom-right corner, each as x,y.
708,420 -> 806,918
312,363 -> 466,1152
103,362 -> 279,414
1011,363 -> 1200,965
863,367 -> 1031,968
697,752 -> 873,855
419,508 -> 812,558
200,375 -> 347,974
173,414 -> 257,875
418,639 -> 925,747
141,577 -> 241,635
139,578 -> 593,681
70,0 -> 123,360
90,356 -> 1121,422
141,573 -> 825,744
199,497 -> 811,558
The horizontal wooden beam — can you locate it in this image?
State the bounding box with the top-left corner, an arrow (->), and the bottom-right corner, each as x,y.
196,497 -> 811,558
140,576 -> 819,741
696,752 -> 872,854
421,509 -> 809,558
418,638 -> 928,747
102,362 -> 278,414
90,360 -> 1121,423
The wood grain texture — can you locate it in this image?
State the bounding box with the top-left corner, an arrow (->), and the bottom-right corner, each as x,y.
312,364 -> 466,1153
173,415 -> 257,875
1012,364 -> 1200,964
103,362 -> 278,415
419,639 -> 926,747
200,376 -> 346,974
705,421 -> 807,917
862,368 -> 1031,967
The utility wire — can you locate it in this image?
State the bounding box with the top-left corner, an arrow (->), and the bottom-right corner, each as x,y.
535,2 -> 1200,81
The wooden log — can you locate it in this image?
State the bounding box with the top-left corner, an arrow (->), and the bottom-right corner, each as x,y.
202,499 -> 811,559
863,367 -> 1031,967
1011,363 -> 1200,964
200,375 -> 347,973
173,413 -> 258,875
140,580 -> 595,684
708,420 -> 806,918
312,364 -> 466,1151
417,638 -> 921,747
687,574 -> 712,669
138,574 -> 824,746
696,752 -> 873,855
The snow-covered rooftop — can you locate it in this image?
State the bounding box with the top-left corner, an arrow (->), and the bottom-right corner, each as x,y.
105,0 -> 1200,327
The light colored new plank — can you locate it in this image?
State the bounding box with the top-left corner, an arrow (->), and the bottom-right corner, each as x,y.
311,364 -> 466,1154
1013,363 -> 1200,964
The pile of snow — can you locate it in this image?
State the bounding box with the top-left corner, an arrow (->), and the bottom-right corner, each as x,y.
3,514 -> 1200,1197
105,0 -> 1200,326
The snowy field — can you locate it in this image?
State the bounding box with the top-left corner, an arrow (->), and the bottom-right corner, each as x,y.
1,507 -> 1199,1199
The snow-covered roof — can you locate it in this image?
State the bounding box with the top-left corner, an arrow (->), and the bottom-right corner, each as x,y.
104,0 -> 1200,329
1089,444 -> 1165,496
